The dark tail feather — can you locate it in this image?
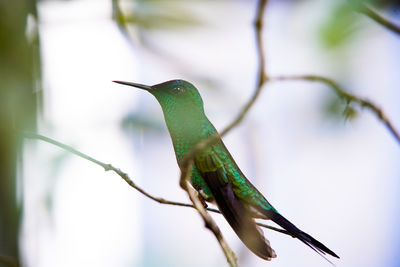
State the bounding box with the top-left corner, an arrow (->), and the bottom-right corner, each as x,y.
269,212 -> 339,259
201,168 -> 276,260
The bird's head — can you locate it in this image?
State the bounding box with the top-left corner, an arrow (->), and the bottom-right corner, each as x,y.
113,79 -> 206,122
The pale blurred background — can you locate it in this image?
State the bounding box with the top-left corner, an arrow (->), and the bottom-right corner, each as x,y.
1,0 -> 400,267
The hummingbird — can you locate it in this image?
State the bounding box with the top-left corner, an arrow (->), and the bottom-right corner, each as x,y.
113,79 -> 339,261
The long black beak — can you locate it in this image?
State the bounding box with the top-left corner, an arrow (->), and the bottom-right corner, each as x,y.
113,80 -> 152,91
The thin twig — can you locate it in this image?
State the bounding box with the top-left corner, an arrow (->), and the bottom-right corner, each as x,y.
177,1 -> 270,264
23,132 -> 290,237
270,75 -> 400,145
23,131 -> 236,266
22,132 -> 206,210
222,0 -> 269,137
351,2 -> 400,35
181,0 -> 269,167
179,161 -> 238,267
24,2 -> 277,266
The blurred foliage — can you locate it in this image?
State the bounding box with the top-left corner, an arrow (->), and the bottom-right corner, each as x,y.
0,0 -> 393,265
349,0 -> 400,10
121,113 -> 165,134
343,104 -> 358,121
317,0 -> 399,121
319,1 -> 362,49
323,95 -> 358,122
113,0 -> 219,97
113,0 -> 201,31
319,0 -> 399,49
0,0 -> 41,263
323,95 -> 347,120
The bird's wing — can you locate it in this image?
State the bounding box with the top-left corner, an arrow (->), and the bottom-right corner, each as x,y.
195,151 -> 276,260
210,141 -> 277,213
210,141 -> 340,260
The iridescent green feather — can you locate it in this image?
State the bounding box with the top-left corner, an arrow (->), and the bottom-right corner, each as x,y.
114,79 -> 339,260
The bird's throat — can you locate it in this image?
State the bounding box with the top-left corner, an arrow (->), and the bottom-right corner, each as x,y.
164,115 -> 217,162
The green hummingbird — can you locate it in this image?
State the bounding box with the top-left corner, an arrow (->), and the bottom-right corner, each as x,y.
113,79 -> 339,261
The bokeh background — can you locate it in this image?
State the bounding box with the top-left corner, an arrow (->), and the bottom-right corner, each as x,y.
1,0 -> 400,266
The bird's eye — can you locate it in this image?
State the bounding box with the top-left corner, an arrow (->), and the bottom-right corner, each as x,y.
171,86 -> 185,95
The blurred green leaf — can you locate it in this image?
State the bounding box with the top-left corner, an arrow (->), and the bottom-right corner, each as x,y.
343,104 -> 358,121
0,0 -> 41,263
322,94 -> 358,122
121,113 -> 165,134
115,0 -> 201,30
323,95 -> 345,119
319,1 -> 361,48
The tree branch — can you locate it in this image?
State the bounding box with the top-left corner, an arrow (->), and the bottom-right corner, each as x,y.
23,2 -> 281,266
221,0 -> 269,137
23,132 -> 291,233
177,1 -> 270,264
23,132 -> 237,266
22,132 -> 209,210
351,2 -> 400,35
270,75 -> 400,145
180,0 -> 269,166
179,160 -> 238,267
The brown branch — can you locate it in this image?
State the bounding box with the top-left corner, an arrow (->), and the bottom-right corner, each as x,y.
221,0 -> 269,137
180,0 -> 270,166
22,2 -> 281,266
22,132 -> 208,210
23,1 -> 293,265
23,132 -> 239,265
351,2 -> 400,35
270,75 -> 400,145
179,160 -> 239,267
176,1 -> 270,264
23,132 -> 291,236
